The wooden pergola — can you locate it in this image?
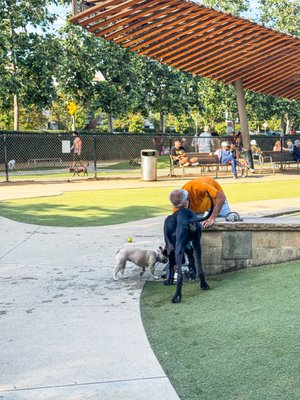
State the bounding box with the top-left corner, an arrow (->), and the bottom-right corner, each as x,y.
70,0 -> 300,100
70,0 -> 300,163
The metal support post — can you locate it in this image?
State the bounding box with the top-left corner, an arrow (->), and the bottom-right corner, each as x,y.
93,135 -> 97,179
4,134 -> 9,182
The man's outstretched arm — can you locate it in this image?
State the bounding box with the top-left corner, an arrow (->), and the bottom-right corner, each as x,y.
202,191 -> 226,228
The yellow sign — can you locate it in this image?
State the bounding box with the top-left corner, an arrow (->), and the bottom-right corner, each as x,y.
67,101 -> 77,115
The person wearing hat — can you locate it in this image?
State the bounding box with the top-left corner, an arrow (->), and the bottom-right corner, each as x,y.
214,141 -> 239,178
292,140 -> 300,161
197,126 -> 214,153
283,139 -> 294,153
250,139 -> 263,156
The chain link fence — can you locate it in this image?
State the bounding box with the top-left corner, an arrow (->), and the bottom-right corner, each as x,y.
0,131 -> 299,183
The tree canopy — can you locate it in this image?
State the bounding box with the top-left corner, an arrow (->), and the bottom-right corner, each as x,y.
0,0 -> 299,133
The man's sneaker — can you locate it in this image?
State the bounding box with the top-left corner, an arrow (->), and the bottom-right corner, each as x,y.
192,162 -> 199,166
233,174 -> 238,179
182,162 -> 190,167
249,168 -> 255,173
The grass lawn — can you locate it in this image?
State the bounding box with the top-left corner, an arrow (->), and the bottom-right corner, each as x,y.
141,261 -> 300,400
0,179 -> 299,226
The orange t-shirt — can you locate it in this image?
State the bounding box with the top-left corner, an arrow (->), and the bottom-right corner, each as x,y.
182,177 -> 224,213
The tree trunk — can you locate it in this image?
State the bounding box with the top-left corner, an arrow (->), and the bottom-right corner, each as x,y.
285,114 -> 290,135
108,113 -> 113,133
160,111 -> 165,133
13,94 -> 19,131
280,116 -> 286,133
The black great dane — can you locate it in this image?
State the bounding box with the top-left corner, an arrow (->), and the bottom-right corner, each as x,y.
163,192 -> 214,303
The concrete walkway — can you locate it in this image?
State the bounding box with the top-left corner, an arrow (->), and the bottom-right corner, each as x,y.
0,175 -> 300,400
0,214 -> 180,400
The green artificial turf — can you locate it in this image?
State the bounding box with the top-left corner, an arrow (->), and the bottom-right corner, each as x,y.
0,187 -> 172,226
0,179 -> 299,226
141,261 -> 300,400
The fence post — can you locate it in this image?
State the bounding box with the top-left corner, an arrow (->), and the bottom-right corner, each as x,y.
169,137 -> 172,177
93,135 -> 97,179
4,134 -> 9,182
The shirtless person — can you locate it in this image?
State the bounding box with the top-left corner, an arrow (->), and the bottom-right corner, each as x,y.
70,131 -> 84,168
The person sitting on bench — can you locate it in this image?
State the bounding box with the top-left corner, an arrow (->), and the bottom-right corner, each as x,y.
214,141 -> 239,179
171,139 -> 199,167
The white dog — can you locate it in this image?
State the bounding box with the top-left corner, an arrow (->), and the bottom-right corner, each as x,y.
7,160 -> 16,170
114,246 -> 167,281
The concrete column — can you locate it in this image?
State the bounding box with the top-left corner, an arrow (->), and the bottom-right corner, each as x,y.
234,78 -> 254,169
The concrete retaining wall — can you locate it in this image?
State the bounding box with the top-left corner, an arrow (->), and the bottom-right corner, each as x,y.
201,217 -> 300,275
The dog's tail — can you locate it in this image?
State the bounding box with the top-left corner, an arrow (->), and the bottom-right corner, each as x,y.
192,191 -> 214,222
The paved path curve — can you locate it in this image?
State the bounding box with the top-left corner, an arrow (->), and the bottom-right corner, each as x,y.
0,216 -> 179,400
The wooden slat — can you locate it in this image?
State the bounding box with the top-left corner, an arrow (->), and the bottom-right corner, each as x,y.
70,0 -> 300,101
137,11 -> 227,56
241,58 -> 300,89
163,24 -> 265,67
154,21 -> 256,63
245,74 -> 295,93
211,43 -> 298,82
79,0 -> 146,27
191,38 -> 293,77
90,0 -> 176,36
69,0 -> 126,23
226,52 -> 298,84
114,3 -> 196,46
118,6 -> 207,48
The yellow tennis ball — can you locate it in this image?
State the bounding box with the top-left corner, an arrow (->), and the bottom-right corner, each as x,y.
127,237 -> 132,243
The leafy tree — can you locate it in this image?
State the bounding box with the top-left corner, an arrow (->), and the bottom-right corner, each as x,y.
128,113 -> 144,133
256,0 -> 300,131
258,0 -> 300,36
56,24 -> 145,132
201,0 -> 250,15
0,0 -> 61,129
140,59 -> 200,132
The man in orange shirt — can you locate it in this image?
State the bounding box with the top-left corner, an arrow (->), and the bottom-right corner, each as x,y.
171,176 -> 231,228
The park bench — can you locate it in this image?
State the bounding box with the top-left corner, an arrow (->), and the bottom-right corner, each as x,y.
263,151 -> 299,173
27,158 -> 63,167
252,152 -> 275,174
170,152 -> 222,178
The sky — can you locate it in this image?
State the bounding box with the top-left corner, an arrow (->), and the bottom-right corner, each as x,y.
47,3 -> 69,30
